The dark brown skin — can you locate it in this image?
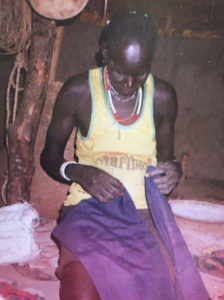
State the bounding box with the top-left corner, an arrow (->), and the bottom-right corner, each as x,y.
60,261 -> 101,300
41,41 -> 182,201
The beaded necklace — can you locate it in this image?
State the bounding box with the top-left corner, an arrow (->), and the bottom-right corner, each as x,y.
108,76 -> 137,102
104,67 -> 143,125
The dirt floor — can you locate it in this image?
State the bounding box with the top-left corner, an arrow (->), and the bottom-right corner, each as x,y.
0,145 -> 224,299
0,265 -> 60,300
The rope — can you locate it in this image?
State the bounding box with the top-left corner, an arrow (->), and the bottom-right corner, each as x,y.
0,0 -> 31,54
1,175 -> 8,205
6,46 -> 29,140
0,0 -> 31,202
1,41 -> 30,205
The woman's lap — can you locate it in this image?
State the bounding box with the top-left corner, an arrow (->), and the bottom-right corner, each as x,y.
56,208 -> 174,283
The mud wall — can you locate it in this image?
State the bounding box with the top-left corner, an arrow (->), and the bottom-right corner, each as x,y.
153,39 -> 224,181
0,20 -> 223,216
56,20 -> 224,182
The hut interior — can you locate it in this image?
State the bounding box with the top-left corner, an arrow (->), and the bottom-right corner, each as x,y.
0,0 -> 224,299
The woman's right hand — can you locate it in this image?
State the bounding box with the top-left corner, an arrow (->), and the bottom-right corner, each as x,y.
66,164 -> 124,203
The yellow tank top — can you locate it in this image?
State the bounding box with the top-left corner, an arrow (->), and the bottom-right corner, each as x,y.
64,68 -> 157,209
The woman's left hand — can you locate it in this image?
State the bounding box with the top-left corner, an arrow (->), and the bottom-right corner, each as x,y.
145,161 -> 181,195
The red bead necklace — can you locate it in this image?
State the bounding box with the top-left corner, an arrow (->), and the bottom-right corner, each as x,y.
104,67 -> 143,125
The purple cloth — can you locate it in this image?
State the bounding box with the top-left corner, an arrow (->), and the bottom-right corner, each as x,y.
53,168 -> 209,300
145,173 -> 209,300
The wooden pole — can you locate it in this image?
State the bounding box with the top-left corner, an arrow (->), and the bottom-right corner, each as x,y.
48,26 -> 65,84
180,153 -> 188,183
7,14 -> 55,204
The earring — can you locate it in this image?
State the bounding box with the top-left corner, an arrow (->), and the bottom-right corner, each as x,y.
102,57 -> 107,66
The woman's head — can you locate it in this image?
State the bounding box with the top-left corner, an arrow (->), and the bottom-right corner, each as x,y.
100,11 -> 157,96
101,11 -> 157,64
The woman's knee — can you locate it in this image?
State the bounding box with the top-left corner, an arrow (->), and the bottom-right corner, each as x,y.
60,261 -> 101,300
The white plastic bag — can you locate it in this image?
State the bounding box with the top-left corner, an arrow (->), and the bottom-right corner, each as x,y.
0,202 -> 40,265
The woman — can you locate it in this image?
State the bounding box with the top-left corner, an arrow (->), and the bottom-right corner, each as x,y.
41,11 -> 209,300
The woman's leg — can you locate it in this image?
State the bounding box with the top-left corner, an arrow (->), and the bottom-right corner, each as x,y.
57,246 -> 101,300
60,261 -> 101,300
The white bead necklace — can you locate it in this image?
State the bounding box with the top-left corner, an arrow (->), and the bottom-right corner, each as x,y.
107,75 -> 137,102
108,84 -> 143,116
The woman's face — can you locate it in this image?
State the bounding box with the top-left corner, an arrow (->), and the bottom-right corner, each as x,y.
105,42 -> 151,97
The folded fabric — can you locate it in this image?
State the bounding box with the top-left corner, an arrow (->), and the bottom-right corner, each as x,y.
0,202 -> 40,265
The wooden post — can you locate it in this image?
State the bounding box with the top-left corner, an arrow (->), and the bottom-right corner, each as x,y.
48,26 -> 65,84
180,153 -> 189,183
7,14 -> 55,204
